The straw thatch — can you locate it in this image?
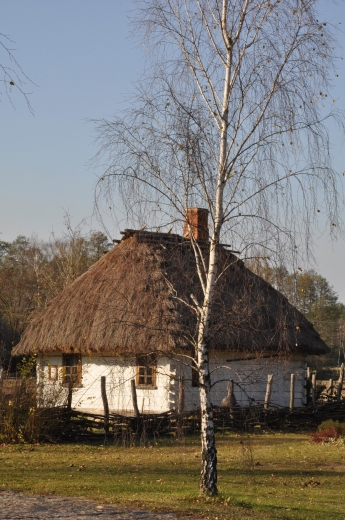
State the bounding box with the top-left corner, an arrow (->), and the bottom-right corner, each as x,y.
12,229 -> 328,357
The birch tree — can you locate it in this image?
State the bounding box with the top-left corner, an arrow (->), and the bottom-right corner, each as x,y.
93,0 -> 343,495
0,32 -> 33,112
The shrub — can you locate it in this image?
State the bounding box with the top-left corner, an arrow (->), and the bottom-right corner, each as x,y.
0,357 -> 68,443
311,420 -> 345,444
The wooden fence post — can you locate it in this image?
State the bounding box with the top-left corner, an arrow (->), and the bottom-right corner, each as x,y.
289,374 -> 295,411
67,381 -> 73,411
336,363 -> 344,401
221,380 -> 236,411
131,379 -> 140,417
312,372 -> 317,409
328,378 -> 333,400
264,375 -> 273,409
101,376 -> 110,436
178,376 -> 185,414
37,365 -> 44,408
228,379 -> 234,409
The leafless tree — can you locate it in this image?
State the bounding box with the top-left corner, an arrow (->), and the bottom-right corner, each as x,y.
93,0 -> 344,495
0,219 -> 110,366
0,32 -> 34,113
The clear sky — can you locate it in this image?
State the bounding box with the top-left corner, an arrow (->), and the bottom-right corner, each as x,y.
1,0 -> 345,302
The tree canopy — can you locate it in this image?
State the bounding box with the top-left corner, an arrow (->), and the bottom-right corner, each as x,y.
249,259 -> 345,364
0,227 -> 111,367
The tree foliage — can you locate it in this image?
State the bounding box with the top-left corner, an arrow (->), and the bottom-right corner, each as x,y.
0,226 -> 111,367
249,259 -> 345,361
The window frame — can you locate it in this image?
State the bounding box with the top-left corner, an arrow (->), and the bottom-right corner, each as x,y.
48,365 -> 58,381
62,354 -> 82,387
136,354 -> 157,389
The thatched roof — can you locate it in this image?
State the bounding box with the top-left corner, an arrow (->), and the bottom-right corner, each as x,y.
12,229 -> 329,357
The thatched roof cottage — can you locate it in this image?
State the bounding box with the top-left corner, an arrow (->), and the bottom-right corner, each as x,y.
12,209 -> 328,413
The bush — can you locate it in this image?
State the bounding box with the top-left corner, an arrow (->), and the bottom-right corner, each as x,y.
0,357 -> 68,443
311,420 -> 345,444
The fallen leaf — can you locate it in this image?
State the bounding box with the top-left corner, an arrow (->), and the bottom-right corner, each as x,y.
303,480 -> 320,487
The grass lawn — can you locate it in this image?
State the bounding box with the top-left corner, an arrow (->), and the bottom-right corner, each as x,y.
0,433 -> 344,519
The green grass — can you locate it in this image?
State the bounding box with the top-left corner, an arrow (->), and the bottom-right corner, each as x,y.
1,433 -> 345,519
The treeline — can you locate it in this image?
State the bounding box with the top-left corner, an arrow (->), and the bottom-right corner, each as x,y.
249,259 -> 345,368
1,229 -> 344,370
0,223 -> 111,367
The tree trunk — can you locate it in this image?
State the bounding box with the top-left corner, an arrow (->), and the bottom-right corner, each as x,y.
197,236 -> 220,496
198,342 -> 217,496
197,0 -> 231,496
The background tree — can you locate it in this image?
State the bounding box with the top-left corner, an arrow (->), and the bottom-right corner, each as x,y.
43,216 -> 111,295
249,259 -> 345,366
93,0 -> 343,495
0,224 -> 111,368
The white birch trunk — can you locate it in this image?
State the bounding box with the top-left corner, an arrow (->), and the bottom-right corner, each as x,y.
197,0 -> 231,496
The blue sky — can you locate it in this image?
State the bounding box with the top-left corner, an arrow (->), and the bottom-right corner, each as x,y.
1,0 -> 140,240
1,0 -> 345,302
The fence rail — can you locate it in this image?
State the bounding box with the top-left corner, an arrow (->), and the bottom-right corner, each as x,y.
54,398 -> 345,443
1,370 -> 345,443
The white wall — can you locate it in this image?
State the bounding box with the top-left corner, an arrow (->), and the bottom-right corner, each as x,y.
175,351 -> 307,410
37,351 -> 307,413
37,353 -> 174,414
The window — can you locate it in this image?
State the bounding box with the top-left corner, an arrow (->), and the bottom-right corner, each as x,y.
136,354 -> 157,388
48,365 -> 58,381
62,354 -> 82,386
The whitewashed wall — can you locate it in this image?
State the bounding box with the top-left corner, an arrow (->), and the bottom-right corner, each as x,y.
37,351 -> 307,413
175,351 -> 307,410
37,353 -> 174,414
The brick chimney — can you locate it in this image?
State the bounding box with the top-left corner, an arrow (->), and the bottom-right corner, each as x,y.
183,208 -> 209,242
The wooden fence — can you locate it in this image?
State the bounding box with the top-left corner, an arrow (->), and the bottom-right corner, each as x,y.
55,398 -> 345,444
1,366 -> 345,443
